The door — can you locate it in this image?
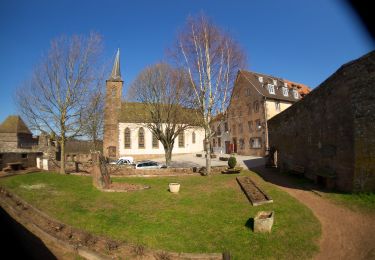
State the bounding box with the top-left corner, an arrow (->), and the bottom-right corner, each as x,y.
225,141 -> 230,154
233,138 -> 237,153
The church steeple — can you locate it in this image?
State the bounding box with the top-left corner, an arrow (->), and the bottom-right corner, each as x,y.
108,48 -> 122,81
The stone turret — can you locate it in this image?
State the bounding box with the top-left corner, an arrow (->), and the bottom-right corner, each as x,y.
103,49 -> 123,159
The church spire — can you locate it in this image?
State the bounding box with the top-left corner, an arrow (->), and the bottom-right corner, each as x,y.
108,48 -> 122,81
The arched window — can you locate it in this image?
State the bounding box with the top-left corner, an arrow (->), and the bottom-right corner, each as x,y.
178,131 -> 185,148
192,131 -> 196,144
253,101 -> 259,113
152,133 -> 159,148
138,128 -> 145,149
124,128 -> 131,149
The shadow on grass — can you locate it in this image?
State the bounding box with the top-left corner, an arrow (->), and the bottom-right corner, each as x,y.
245,217 -> 254,231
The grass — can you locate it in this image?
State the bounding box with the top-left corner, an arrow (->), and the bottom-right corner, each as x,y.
323,192 -> 375,213
282,171 -> 375,214
0,171 -> 321,259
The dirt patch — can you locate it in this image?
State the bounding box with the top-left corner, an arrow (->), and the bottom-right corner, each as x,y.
236,176 -> 273,206
106,182 -> 150,192
20,183 -> 47,190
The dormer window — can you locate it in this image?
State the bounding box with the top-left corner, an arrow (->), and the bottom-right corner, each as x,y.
267,84 -> 275,94
282,87 -> 289,97
273,79 -> 277,86
293,89 -> 299,99
258,76 -> 263,83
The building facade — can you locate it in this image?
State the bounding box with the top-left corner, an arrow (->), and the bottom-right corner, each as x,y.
211,113 -> 231,154
226,70 -> 310,157
0,115 -> 41,170
268,51 -> 375,192
103,50 -> 205,159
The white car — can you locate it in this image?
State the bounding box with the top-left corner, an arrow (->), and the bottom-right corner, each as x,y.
134,160 -> 167,169
110,156 -> 134,165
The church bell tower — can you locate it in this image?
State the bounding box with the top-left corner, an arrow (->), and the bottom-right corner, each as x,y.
103,49 -> 123,159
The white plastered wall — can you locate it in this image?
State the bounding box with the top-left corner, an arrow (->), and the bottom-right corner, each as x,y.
118,123 -> 205,156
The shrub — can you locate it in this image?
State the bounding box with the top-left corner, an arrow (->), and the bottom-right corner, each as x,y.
228,156 -> 237,169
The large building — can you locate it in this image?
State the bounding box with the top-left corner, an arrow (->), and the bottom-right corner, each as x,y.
103,50 -> 205,159
268,51 -> 375,192
224,70 -> 310,156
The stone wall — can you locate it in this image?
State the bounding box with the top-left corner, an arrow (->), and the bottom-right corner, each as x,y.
268,51 -> 375,192
0,152 -> 40,171
103,80 -> 123,159
227,74 -> 267,156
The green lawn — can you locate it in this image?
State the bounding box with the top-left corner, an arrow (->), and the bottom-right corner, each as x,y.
0,171 -> 321,259
323,192 -> 375,213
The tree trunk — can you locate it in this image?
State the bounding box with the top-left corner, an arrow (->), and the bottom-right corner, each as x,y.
163,144 -> 173,167
60,137 -> 66,174
205,129 -> 211,176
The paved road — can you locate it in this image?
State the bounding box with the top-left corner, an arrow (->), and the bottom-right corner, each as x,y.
153,153 -> 265,169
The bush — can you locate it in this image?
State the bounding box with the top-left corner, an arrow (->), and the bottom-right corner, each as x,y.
228,156 -> 237,169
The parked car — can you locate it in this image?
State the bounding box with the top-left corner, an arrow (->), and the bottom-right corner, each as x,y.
109,156 -> 134,165
134,160 -> 167,169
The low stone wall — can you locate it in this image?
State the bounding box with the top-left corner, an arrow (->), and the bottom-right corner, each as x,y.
108,165 -> 228,176
0,186 -> 223,260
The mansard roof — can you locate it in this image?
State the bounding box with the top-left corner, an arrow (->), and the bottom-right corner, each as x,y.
238,70 -> 311,102
0,115 -> 32,134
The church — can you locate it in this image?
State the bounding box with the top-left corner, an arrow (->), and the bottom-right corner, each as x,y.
103,50 -> 205,159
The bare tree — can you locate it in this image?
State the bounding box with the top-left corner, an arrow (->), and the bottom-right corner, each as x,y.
82,85 -> 104,152
127,63 -> 200,166
173,14 -> 246,175
16,33 -> 103,174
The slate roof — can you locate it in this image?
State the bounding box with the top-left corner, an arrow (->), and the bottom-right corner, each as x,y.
239,70 -> 311,102
0,115 -> 32,134
119,102 -> 201,125
108,49 -> 122,82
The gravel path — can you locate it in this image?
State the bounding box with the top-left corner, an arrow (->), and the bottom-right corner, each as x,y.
252,167 -> 375,260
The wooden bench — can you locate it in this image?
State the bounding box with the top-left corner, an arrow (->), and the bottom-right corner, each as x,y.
289,165 -> 305,175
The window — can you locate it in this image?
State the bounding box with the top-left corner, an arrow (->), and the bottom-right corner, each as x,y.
250,138 -> 262,148
212,138 -> 216,147
246,88 -> 251,96
217,125 -> 221,135
224,123 -> 228,132
111,88 -> 116,98
138,127 -> 145,149
192,131 -> 196,144
21,153 -> 27,159
293,89 -> 299,99
256,119 -> 262,131
124,128 -> 131,148
275,101 -> 281,111
258,76 -> 263,83
239,123 -> 243,133
218,137 -> 221,147
232,124 -> 237,135
178,131 -> 185,147
248,121 -> 253,132
239,139 -> 245,150
282,87 -> 289,97
273,79 -> 277,86
268,84 -> 275,94
152,133 -> 159,148
253,101 -> 259,113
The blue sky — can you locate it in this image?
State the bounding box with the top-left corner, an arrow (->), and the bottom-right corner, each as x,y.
0,0 -> 373,123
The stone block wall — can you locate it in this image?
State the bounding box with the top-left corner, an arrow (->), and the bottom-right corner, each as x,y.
0,152 -> 40,170
268,51 -> 375,192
